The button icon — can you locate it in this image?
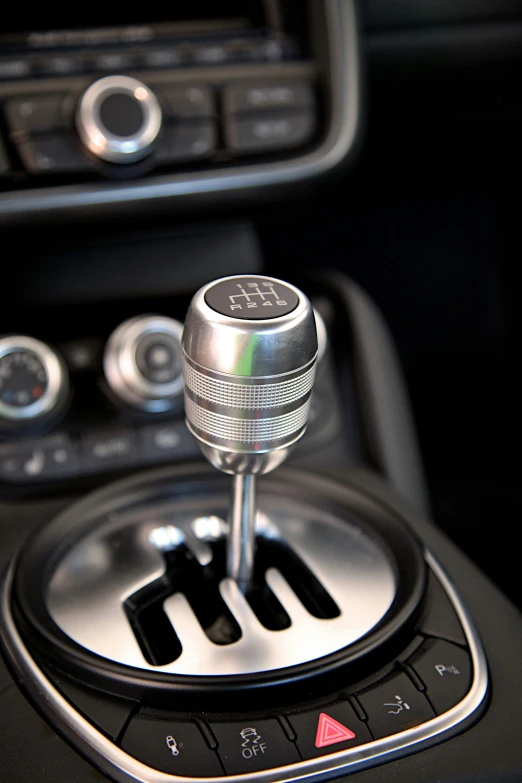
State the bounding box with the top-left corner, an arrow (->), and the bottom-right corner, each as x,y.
154,428 -> 181,451
383,695 -> 411,716
23,449 -> 45,476
239,727 -> 267,759
315,713 -> 356,749
165,735 -> 180,757
435,664 -> 461,676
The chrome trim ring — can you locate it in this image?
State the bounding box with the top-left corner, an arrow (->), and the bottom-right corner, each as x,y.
104,315 -> 184,412
0,335 -> 67,422
184,397 -> 311,444
0,551 -> 488,782
183,361 -> 317,410
45,506 -> 397,674
76,75 -> 162,163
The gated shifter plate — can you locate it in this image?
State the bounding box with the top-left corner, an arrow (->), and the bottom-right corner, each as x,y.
46,502 -> 397,675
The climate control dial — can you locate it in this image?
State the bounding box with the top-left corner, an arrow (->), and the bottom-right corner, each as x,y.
104,315 -> 184,412
0,336 -> 69,429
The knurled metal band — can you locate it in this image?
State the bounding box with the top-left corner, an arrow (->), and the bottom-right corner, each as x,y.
184,394 -> 311,443
182,357 -> 316,410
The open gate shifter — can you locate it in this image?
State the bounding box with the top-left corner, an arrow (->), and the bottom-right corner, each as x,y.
182,275 -> 318,593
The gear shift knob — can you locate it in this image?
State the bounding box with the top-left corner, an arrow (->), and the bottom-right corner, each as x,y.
182,275 -> 318,590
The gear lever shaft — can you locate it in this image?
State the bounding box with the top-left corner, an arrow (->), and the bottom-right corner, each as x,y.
182,275 -> 318,592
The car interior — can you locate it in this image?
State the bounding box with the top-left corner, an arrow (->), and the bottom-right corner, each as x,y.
1,2 -> 522,782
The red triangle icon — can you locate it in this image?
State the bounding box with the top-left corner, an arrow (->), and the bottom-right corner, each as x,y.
315,713 -> 356,748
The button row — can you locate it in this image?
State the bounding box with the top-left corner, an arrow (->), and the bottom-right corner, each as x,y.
2,78 -> 316,175
0,422 -> 199,483
117,640 -> 472,775
0,37 -> 296,82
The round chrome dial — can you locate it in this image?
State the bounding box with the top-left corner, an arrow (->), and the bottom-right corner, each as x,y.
76,75 -> 162,164
0,336 -> 68,425
104,315 -> 184,412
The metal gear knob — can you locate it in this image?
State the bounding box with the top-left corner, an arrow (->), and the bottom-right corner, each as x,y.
182,274 -> 318,476
182,274 -> 318,593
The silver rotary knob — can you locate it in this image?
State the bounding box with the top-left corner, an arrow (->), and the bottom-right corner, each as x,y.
76,75 -> 162,164
0,336 -> 69,429
182,275 -> 318,591
104,316 -> 184,412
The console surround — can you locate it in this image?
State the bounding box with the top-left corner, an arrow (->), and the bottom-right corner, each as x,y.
1,465 -> 488,782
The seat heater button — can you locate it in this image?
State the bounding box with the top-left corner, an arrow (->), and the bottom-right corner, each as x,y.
287,701 -> 372,759
121,716 -> 222,776
357,672 -> 435,740
210,718 -> 300,775
409,638 -> 472,714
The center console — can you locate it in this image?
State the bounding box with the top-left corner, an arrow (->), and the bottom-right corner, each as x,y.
3,270 -> 518,783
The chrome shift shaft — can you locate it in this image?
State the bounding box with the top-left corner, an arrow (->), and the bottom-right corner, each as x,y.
181,275 -> 318,592
228,474 -> 256,592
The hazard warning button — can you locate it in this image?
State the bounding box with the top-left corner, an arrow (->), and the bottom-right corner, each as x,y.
287,702 -> 372,759
316,713 -> 355,748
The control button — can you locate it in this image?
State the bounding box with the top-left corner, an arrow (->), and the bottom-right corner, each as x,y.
420,572 -> 467,646
37,55 -> 85,77
121,715 -> 222,776
0,436 -> 78,483
141,48 -> 183,69
225,81 -> 314,114
232,38 -> 290,64
82,430 -> 139,469
17,134 -> 95,174
0,137 -> 9,176
357,673 -> 435,739
408,639 -> 472,714
159,85 -> 214,118
5,95 -> 69,136
0,59 -> 32,80
155,121 -> 217,164
92,51 -> 137,73
76,75 -> 162,164
227,111 -> 315,154
191,43 -> 231,66
210,719 -> 300,775
141,422 -> 199,462
288,702 -> 372,759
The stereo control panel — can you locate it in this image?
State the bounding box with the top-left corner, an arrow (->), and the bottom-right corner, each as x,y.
0,1 -> 360,220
